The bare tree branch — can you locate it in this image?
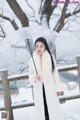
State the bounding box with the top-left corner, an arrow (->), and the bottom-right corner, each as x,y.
25,0 -> 39,24
57,55 -> 76,65
11,45 -> 26,49
41,0 -> 59,16
54,0 -> 70,32
39,0 -> 44,14
6,0 -> 29,27
0,25 -> 6,38
20,66 -> 29,73
65,8 -> 80,18
53,3 -> 80,32
0,14 -> 19,30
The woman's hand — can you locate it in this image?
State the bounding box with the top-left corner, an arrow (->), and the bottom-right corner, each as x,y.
34,74 -> 41,81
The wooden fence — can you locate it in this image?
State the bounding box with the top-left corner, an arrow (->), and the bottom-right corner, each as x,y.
0,56 -> 80,120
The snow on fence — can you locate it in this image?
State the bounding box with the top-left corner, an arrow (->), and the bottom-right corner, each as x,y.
0,56 -> 80,120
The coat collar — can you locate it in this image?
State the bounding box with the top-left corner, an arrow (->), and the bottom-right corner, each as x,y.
33,50 -> 49,59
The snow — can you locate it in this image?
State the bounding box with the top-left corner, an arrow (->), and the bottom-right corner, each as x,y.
12,86 -> 80,120
61,99 -> 80,120
0,25 -> 58,75
67,70 -> 78,75
0,0 -> 80,119
8,73 -> 28,80
58,64 -> 77,69
0,78 -> 80,120
56,32 -> 80,65
12,99 -> 80,120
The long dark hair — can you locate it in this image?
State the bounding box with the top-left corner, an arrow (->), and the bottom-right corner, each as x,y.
35,37 -> 54,72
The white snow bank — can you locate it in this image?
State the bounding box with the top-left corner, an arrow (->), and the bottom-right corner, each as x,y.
0,25 -> 57,75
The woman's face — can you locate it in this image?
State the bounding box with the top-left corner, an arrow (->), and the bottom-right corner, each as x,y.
35,41 -> 45,55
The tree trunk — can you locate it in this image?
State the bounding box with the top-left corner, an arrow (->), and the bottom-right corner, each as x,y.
40,0 -> 58,28
6,0 -> 29,27
54,0 -> 70,32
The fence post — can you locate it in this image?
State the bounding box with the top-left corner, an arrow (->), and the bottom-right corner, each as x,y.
0,69 -> 14,120
76,56 -> 80,91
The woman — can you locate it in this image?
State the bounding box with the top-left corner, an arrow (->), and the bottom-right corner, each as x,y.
29,37 -> 62,120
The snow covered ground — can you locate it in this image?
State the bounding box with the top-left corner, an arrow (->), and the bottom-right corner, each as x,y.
0,81 -> 80,120
13,85 -> 80,120
0,70 -> 80,120
13,99 -> 80,120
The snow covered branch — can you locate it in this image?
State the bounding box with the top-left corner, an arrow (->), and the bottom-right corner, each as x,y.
54,2 -> 80,32
25,0 -> 40,24
6,0 -> 29,27
54,0 -> 70,32
65,9 -> 80,19
0,14 -> 19,30
0,25 -> 6,38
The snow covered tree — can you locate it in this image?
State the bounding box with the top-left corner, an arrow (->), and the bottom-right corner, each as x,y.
0,0 -> 79,33
0,0 -> 80,73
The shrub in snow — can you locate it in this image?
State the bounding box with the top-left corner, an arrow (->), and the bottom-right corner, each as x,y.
67,82 -> 78,90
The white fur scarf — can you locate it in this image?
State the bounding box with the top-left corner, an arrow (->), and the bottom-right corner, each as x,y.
33,50 -> 52,80
32,50 -> 65,91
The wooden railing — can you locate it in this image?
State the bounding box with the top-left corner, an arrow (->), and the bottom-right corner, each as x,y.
0,56 -> 80,120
